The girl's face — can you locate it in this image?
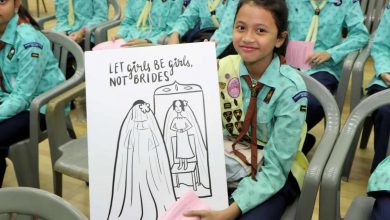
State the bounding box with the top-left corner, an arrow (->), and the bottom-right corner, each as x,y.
232,3 -> 285,65
174,101 -> 182,113
0,0 -> 20,28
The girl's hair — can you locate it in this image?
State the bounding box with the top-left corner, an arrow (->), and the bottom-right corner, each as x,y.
234,0 -> 289,56
18,4 -> 41,30
172,100 -> 185,111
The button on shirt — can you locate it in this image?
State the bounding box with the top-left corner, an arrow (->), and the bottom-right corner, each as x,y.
0,15 -> 65,122
230,55 -> 307,213
170,0 -> 238,56
117,0 -> 184,44
368,6 -> 390,89
286,0 -> 369,80
52,0 -> 108,33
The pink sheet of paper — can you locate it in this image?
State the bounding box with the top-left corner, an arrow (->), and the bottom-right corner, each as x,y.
285,40 -> 314,70
159,190 -> 210,220
92,39 -> 126,51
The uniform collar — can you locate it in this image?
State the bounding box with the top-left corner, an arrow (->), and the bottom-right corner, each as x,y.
239,55 -> 281,88
1,14 -> 18,45
300,0 -> 338,3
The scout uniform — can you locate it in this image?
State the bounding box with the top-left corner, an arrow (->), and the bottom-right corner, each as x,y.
52,0 -> 108,34
219,55 -> 308,213
0,14 -> 65,121
117,0 -> 184,44
286,0 -> 369,80
169,0 -> 238,56
366,6 -> 390,171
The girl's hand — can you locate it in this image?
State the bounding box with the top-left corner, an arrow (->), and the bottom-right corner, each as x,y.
306,51 -> 331,66
380,73 -> 390,86
69,28 -> 86,44
111,35 -> 122,42
168,32 -> 180,44
184,203 -> 241,220
121,39 -> 151,47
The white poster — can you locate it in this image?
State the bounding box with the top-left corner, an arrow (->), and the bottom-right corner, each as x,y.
85,43 -> 228,220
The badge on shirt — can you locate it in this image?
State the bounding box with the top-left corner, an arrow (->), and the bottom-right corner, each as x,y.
300,105 -> 307,112
23,42 -> 43,50
292,91 -> 308,102
7,47 -> 15,60
31,53 -> 40,58
263,87 -> 275,104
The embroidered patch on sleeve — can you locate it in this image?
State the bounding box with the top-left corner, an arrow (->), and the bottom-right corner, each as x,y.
24,42 -> 43,50
31,53 -> 40,58
263,87 -> 275,104
292,91 -> 308,102
300,105 -> 307,112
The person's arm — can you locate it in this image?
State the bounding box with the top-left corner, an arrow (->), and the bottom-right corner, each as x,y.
326,1 -> 369,64
371,8 -> 390,80
168,0 -> 201,40
116,0 -> 138,39
52,0 -> 71,32
0,41 -> 49,122
83,0 -> 109,29
211,0 -> 239,56
232,86 -> 307,213
184,202 -> 241,220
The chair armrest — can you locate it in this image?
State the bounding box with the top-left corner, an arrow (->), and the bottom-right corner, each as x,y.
36,15 -> 56,30
46,83 -> 86,163
350,33 -> 375,111
93,19 -> 121,45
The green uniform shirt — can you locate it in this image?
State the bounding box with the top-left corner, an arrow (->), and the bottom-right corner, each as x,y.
226,55 -> 307,213
368,4 -> 390,89
117,0 -> 184,44
170,0 -> 238,56
52,0 -> 108,33
286,0 -> 369,80
368,156 -> 390,193
0,15 -> 65,122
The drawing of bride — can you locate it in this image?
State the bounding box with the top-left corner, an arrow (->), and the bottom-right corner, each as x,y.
107,100 -> 176,220
163,100 -> 211,195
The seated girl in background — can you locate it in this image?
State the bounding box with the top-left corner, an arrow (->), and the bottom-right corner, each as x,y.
185,0 -> 308,219
112,0 -> 184,47
365,4 -> 390,173
52,0 -> 108,45
0,0 -> 65,187
285,0 -> 369,154
167,0 -> 239,58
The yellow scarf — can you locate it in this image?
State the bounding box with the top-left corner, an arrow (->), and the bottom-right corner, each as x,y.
137,0 -> 153,29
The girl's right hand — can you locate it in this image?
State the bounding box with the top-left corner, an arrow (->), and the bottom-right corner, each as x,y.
380,73 -> 390,86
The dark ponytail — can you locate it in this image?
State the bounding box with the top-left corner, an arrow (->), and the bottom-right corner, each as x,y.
18,4 -> 41,30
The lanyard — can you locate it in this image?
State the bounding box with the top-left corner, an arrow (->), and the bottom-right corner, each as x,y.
208,0 -> 221,27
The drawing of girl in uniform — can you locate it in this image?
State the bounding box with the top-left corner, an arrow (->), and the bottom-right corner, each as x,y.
107,100 -> 176,220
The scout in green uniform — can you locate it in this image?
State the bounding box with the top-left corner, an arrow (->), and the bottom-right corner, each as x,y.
52,0 -> 108,44
168,0 -> 239,57
286,0 -> 369,153
366,5 -> 390,173
112,0 -> 184,46
0,0 -> 65,187
185,0 -> 308,219
367,156 -> 390,220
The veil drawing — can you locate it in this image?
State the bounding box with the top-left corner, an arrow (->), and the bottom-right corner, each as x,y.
163,100 -> 211,192
107,100 -> 176,220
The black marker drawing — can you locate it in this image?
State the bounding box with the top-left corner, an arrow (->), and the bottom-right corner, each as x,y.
155,81 -> 212,198
107,100 -> 176,220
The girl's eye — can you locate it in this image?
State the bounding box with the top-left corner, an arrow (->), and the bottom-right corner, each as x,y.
235,25 -> 245,31
256,28 -> 266,33
0,0 -> 6,4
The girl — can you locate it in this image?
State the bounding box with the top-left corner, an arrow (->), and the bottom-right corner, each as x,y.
366,4 -> 390,173
285,0 -> 369,153
52,0 -> 108,44
0,0 -> 65,187
185,0 -> 307,219
112,0 -> 184,47
367,156 -> 390,220
167,0 -> 239,57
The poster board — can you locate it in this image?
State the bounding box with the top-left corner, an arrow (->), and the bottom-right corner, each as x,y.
85,42 -> 228,219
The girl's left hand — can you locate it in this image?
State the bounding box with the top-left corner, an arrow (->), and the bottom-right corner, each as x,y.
183,203 -> 240,220
121,39 -> 151,47
69,29 -> 86,44
306,51 -> 331,66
